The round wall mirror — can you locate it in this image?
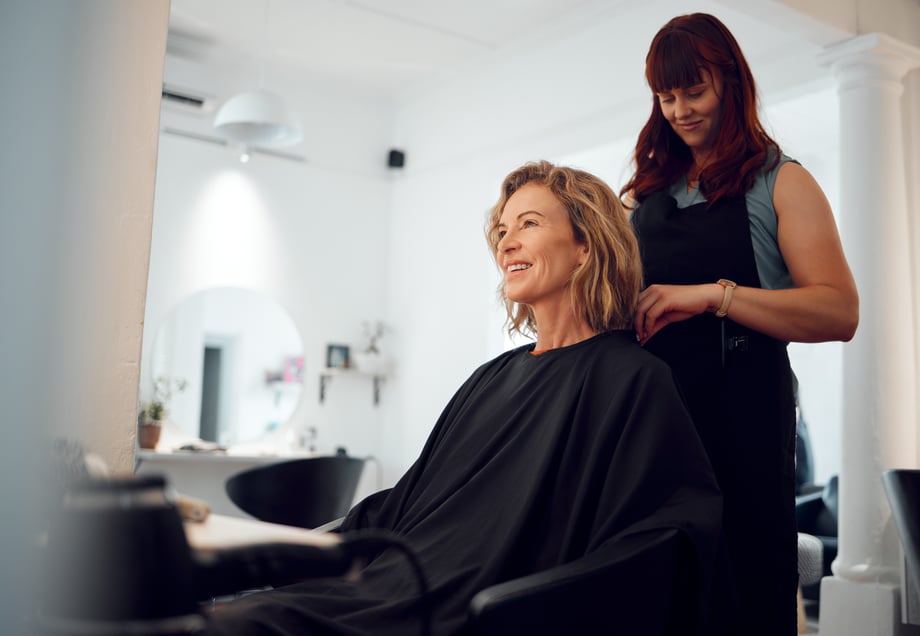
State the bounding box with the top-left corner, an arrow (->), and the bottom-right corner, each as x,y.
146,287 -> 304,445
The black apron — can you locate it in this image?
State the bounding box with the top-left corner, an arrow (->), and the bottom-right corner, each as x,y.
632,191 -> 798,635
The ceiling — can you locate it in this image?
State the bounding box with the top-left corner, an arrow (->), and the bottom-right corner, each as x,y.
164,0 -> 854,108
166,0 -> 623,101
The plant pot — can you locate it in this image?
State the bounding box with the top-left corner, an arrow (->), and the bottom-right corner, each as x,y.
138,422 -> 162,450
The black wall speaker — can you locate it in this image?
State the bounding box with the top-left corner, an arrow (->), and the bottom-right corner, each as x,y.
387,149 -> 405,168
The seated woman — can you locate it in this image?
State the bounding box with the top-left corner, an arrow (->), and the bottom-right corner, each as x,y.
203,161 -> 722,635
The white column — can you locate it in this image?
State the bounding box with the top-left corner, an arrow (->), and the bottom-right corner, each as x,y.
817,33 -> 920,636
0,0 -> 168,629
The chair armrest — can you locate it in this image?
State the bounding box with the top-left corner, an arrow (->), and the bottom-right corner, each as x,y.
469,529 -> 700,635
794,490 -> 826,530
312,517 -> 345,533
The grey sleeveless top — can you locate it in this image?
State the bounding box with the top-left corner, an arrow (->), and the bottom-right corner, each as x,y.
666,154 -> 796,290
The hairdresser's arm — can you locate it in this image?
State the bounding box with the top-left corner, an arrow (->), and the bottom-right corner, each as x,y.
635,163 -> 859,344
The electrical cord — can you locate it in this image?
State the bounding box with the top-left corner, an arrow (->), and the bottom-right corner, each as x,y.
339,530 -> 432,636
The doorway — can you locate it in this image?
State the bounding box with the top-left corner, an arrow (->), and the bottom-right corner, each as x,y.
200,345 -> 221,442
200,334 -> 235,443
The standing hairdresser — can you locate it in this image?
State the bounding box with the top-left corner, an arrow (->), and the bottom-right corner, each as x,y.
622,12 -> 858,635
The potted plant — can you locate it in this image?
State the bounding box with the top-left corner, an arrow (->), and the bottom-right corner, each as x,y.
353,321 -> 388,374
137,376 -> 186,450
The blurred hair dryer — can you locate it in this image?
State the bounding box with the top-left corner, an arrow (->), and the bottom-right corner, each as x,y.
37,475 -> 353,636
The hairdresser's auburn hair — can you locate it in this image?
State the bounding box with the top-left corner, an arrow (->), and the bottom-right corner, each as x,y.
620,12 -> 781,206
486,160 -> 642,338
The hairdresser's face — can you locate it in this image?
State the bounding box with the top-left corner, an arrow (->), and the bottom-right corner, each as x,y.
657,68 -> 723,161
496,183 -> 586,313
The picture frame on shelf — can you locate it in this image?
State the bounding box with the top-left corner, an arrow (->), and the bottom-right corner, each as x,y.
325,344 -> 350,369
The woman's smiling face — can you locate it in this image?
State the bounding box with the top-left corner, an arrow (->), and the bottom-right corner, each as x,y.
495,183 -> 586,312
657,67 -> 724,161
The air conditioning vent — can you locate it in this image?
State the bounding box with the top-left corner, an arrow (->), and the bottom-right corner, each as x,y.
162,88 -> 205,108
161,84 -> 214,114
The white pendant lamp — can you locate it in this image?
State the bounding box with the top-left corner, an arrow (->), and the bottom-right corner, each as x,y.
213,89 -> 302,147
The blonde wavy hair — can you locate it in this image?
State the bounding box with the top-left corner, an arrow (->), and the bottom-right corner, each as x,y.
486,160 -> 643,338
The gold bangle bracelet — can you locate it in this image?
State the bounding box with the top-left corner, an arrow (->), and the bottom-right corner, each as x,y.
715,279 -> 736,318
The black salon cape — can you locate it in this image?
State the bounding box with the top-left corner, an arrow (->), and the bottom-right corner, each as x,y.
204,331 -> 721,636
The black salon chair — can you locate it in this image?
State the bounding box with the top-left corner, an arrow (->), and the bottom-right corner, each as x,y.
225,455 -> 365,529
316,503 -> 704,635
882,469 -> 920,599
469,528 -> 701,634
795,474 -> 838,601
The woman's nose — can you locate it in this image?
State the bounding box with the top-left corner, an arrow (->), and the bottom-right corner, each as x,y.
498,232 -> 517,252
500,240 -> 519,257
673,97 -> 692,119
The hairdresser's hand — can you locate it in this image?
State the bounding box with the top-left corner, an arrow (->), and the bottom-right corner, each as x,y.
634,283 -> 722,345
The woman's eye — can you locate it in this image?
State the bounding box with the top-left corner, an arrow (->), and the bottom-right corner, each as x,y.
522,219 -> 537,228
497,230 -> 507,240
658,95 -> 674,104
688,91 -> 703,98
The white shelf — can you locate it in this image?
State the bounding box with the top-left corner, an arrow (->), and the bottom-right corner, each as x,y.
319,368 -> 387,405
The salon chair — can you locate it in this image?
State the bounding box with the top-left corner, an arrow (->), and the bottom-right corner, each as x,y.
795,474 -> 838,601
469,528 -> 701,634
225,454 -> 365,529
882,468 -> 920,626
317,509 -> 704,635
